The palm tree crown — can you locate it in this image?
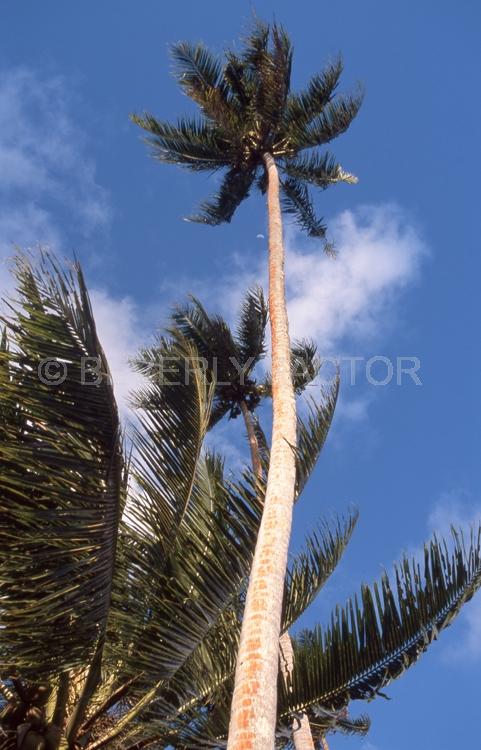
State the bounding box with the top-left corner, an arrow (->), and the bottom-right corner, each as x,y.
131,20 -> 362,241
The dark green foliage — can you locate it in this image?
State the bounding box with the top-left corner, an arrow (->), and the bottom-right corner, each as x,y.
131,20 -> 361,243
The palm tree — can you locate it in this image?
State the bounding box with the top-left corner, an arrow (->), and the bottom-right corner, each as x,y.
135,292 -> 481,749
131,21 -> 362,747
133,289 -> 329,750
3,254 -> 481,750
0,253 -> 264,750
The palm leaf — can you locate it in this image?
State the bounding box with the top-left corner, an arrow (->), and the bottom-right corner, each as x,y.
235,286 -> 268,365
187,167 -> 256,224
290,339 -> 321,394
294,91 -> 363,149
282,514 -> 358,631
129,115 -> 230,171
284,58 -> 343,131
282,527 -> 481,718
281,177 -> 327,238
295,380 -> 339,498
0,252 -> 122,680
283,151 -> 358,188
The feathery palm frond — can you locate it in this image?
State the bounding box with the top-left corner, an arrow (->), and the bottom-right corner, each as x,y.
129,115 -> 230,171
295,380 -> 339,498
187,167 -> 256,225
282,515 -> 358,632
235,286 -> 268,365
290,339 -> 321,394
283,152 -> 358,188
281,528 -> 481,720
0,252 -> 123,680
281,178 -> 327,238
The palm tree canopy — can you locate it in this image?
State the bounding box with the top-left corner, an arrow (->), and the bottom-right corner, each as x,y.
132,289 -> 322,429
131,20 -> 362,238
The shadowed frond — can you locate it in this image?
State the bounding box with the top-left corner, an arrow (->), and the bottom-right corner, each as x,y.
281,178 -> 327,238
129,115 -> 230,171
290,339 -> 321,394
235,286 -> 268,364
187,167 -> 256,224
284,57 -> 343,131
296,380 -> 339,498
0,252 -> 123,680
281,528 -> 481,719
293,91 -> 363,149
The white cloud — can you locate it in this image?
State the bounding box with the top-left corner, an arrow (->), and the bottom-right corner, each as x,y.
285,205 -> 426,349
0,68 -> 110,272
89,289 -> 147,415
221,205 -> 426,352
0,68 -> 143,411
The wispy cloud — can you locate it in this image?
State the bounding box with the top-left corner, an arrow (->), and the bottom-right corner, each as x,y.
219,204 -> 426,350
0,68 -> 110,284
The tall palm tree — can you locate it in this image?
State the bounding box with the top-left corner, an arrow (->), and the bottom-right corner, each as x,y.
131,21 -> 362,747
3,254 -> 481,750
133,289 -> 329,750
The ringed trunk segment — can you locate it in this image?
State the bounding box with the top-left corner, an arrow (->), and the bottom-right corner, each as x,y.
240,403 -> 318,750
227,154 -> 297,750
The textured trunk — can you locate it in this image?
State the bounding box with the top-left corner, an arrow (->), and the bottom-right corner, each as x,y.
240,402 -> 317,750
227,154 -> 297,750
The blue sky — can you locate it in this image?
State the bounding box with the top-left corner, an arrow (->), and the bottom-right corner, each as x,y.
1,2 -> 481,748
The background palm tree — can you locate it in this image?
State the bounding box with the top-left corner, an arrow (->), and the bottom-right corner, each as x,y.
131,21 -> 362,747
133,289 -> 329,750
134,291 -> 481,749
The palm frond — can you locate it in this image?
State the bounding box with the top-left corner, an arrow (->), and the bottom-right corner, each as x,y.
282,151 -> 358,188
281,178 -> 327,238
0,252 -> 123,680
171,41 -> 224,96
294,91 -> 364,149
170,42 -> 240,128
282,514 -> 358,631
187,167 -> 256,224
296,379 -> 339,498
282,527 -> 481,718
290,339 -> 321,394
284,57 -> 343,131
129,115 -> 230,171
235,287 -> 268,365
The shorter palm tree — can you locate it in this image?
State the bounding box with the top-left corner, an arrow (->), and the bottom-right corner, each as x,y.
135,290 -> 481,748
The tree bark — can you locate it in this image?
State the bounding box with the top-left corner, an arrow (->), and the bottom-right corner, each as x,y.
240,402 -> 318,750
227,153 -> 298,750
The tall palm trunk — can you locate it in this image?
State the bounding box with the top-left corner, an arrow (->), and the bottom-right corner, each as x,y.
239,401 -> 317,750
227,153 -> 298,750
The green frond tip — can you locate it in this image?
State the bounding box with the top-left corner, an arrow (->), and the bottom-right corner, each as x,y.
281,178 -> 327,238
187,167 -> 256,224
281,526 -> 481,719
